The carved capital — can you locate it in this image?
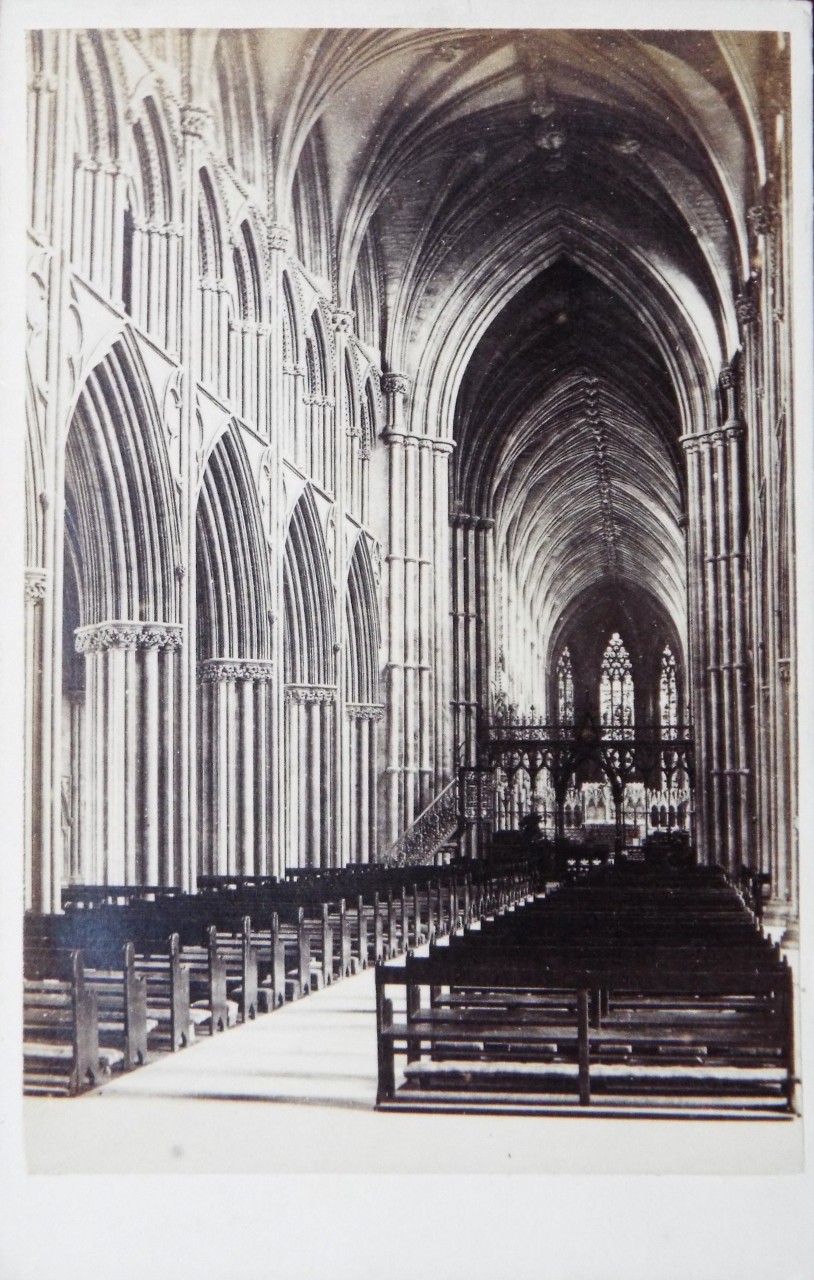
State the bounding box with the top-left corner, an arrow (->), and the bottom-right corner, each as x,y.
198,658 -> 275,683
450,509 -> 494,532
268,223 -> 292,253
381,372 -> 411,399
75,621 -> 183,653
735,278 -> 759,328
431,438 -> 455,456
285,684 -> 336,705
181,105 -> 211,140
747,202 -> 778,238
25,568 -> 47,602
331,308 -> 354,336
346,703 -> 385,721
679,434 -> 702,456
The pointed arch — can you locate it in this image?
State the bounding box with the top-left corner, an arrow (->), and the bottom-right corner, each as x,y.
360,371 -> 380,456
283,488 -> 336,686
291,125 -> 332,284
198,167 -> 224,280
599,632 -> 634,737
345,535 -> 381,704
349,227 -> 382,351
659,644 -> 679,738
305,307 -> 329,397
130,93 -> 177,224
556,646 -> 574,727
25,361 -> 46,567
195,425 -> 273,662
64,335 -> 180,625
232,216 -> 263,322
281,269 -> 301,366
213,31 -> 264,189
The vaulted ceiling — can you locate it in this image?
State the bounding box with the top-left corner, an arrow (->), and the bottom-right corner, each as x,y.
236,27 -> 781,671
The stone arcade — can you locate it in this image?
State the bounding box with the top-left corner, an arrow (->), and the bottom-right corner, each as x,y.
23,26 -> 799,1110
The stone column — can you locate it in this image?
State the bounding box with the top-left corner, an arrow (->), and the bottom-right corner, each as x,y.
265,223 -> 293,877
431,441 -> 455,796
332,307 -> 354,866
284,686 -> 336,868
198,659 -> 275,878
32,32 -> 75,913
347,704 -> 385,862
177,101 -> 207,890
24,570 -> 47,908
381,374 -> 411,848
74,622 -> 182,885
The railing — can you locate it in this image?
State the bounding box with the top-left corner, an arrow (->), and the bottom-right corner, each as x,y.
380,779 -> 461,867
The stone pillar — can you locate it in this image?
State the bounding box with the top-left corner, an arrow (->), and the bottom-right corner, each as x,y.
31,32 -> 75,913
347,704 -> 385,863
284,686 -> 336,868
332,307 -> 354,866
431,441 -> 455,797
265,222 -> 293,877
381,374 -> 410,847
198,659 -> 275,878
74,622 -> 182,885
24,569 -> 47,908
177,101 -> 207,890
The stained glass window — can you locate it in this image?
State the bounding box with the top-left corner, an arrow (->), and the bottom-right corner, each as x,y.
600,632 -> 634,737
659,645 -> 678,738
557,647 -> 574,725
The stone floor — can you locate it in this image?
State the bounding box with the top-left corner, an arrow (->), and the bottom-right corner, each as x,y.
23,960 -> 802,1176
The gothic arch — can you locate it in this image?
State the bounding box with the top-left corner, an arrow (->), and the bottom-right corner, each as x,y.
24,362 -> 46,568
283,487 -> 336,686
195,425 -> 273,662
281,268 -> 302,366
212,31 -> 265,190
291,124 -> 333,285
64,335 -> 180,625
345,534 -> 380,704
231,215 -> 264,322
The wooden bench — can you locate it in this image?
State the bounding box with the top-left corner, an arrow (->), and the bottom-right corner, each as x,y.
23,949 -> 111,1095
374,862 -> 796,1116
376,953 -> 795,1115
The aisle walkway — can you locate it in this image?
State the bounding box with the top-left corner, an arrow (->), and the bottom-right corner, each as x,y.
24,962 -> 802,1175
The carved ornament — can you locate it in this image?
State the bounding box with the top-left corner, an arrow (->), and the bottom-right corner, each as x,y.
346,703 -> 385,721
75,621 -> 183,653
198,659 -> 275,683
381,372 -> 411,399
285,685 -> 337,704
25,568 -> 47,602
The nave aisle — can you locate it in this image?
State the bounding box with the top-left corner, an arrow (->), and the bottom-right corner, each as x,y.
24,958 -> 801,1176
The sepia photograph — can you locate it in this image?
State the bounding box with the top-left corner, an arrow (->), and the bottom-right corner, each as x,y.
2,0 -> 812,1276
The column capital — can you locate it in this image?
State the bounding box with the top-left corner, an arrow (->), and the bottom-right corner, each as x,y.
431,437 -> 456,456
330,307 -> 355,336
735,276 -> 759,328
24,567 -> 47,601
747,201 -> 778,239
180,105 -> 211,140
719,363 -> 738,390
198,658 -> 275,683
381,372 -> 412,399
450,509 -> 494,531
284,684 -> 337,704
75,621 -> 183,653
268,223 -> 293,253
346,703 -> 385,721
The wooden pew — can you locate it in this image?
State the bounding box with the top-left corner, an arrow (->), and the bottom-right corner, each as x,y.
84,941 -> 152,1070
23,949 -> 109,1095
376,952 -> 794,1114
